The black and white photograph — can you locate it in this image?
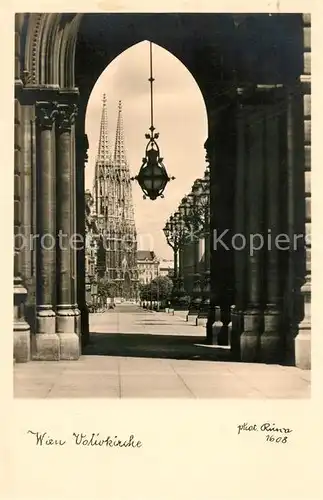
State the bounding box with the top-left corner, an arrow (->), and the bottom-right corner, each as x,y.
13,11 -> 311,399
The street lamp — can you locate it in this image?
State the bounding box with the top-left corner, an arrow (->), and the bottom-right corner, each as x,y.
131,42 -> 175,200
163,208 -> 190,309
173,209 -> 190,310
185,179 -> 206,319
196,165 -> 211,322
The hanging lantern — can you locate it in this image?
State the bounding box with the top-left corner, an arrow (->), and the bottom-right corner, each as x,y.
132,42 -> 174,200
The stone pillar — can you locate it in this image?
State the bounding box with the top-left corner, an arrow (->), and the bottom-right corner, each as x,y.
21,104 -> 36,334
14,96 -> 31,362
230,104 -> 247,359
56,103 -> 80,360
170,246 -> 179,309
207,102 -> 236,346
76,131 -> 89,346
13,13 -> 31,362
70,123 -> 81,340
197,224 -> 211,325
34,102 -> 60,360
206,135 -> 217,343
177,234 -> 189,310
295,14 -> 311,369
182,237 -> 192,295
241,106 -> 265,361
261,106 -> 283,362
187,218 -> 202,320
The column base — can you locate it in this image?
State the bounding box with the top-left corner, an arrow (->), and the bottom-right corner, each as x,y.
36,308 -> 56,334
230,307 -> 242,360
56,307 -> 76,333
56,308 -> 80,359
74,307 -> 81,336
74,307 -> 82,353
212,320 -> 223,344
196,317 -> 207,327
58,333 -> 80,360
32,333 -> 60,361
295,327 -> 311,370
240,310 -> 263,362
260,311 -> 283,364
186,313 -> 198,324
14,320 -> 31,362
240,333 -> 259,362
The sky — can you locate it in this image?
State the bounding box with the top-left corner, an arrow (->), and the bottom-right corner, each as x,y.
85,41 -> 208,260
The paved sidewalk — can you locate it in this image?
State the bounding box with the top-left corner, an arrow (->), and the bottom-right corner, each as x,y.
14,305 -> 311,399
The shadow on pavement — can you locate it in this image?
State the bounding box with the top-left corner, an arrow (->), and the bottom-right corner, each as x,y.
83,332 -> 232,362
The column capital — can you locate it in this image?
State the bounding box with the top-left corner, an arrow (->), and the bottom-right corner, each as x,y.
57,103 -> 78,131
36,101 -> 59,129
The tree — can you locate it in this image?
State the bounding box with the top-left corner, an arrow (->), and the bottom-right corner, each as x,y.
139,276 -> 173,304
139,283 -> 150,301
150,275 -> 173,301
97,277 -> 117,302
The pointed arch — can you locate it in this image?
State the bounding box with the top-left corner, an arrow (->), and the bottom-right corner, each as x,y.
86,39 -> 207,120
24,13 -> 47,84
22,13 -> 82,87
43,13 -> 62,85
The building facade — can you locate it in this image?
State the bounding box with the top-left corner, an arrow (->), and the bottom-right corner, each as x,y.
84,190 -> 99,306
137,251 -> 160,284
158,259 -> 174,278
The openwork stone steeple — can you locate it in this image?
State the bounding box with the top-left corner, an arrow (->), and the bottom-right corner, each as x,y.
93,94 -> 114,222
114,100 -> 127,170
97,93 -> 111,164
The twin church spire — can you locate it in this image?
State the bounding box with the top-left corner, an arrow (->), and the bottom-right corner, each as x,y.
93,95 -> 132,220
96,94 -> 127,169
92,94 -> 138,299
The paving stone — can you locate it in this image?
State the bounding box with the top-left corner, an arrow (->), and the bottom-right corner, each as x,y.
14,307 -> 311,399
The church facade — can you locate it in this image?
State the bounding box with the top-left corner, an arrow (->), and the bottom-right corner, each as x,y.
90,96 -> 138,300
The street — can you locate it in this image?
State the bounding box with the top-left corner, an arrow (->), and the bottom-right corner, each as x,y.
14,304 -> 310,399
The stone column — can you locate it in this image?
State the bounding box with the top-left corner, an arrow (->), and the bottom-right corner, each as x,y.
187,214 -> 202,320
34,102 -> 60,360
207,103 -> 236,346
177,230 -> 189,310
295,14 -> 311,369
230,103 -> 247,359
182,237 -> 192,295
261,105 -> 283,362
56,103 -> 80,360
70,123 -> 81,339
13,13 -> 30,362
14,95 -> 31,362
197,226 -> 211,326
76,131 -> 89,346
21,104 -> 36,334
241,106 -> 265,361
206,136 -> 217,343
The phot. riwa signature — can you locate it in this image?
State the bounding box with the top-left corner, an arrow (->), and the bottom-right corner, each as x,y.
237,422 -> 293,443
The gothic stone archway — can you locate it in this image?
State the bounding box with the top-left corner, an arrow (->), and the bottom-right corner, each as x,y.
14,13 -> 311,368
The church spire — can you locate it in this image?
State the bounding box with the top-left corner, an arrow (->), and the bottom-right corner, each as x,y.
93,93 -> 113,219
113,100 -> 127,169
96,93 -> 112,164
